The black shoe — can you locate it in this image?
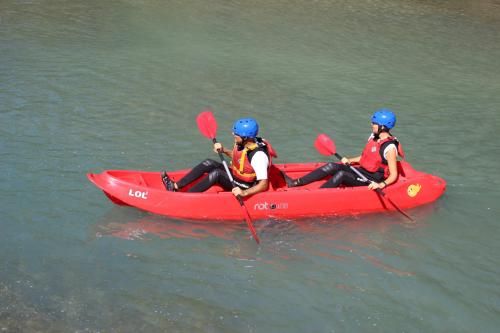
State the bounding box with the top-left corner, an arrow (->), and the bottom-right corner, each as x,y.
280,170 -> 296,188
161,171 -> 176,192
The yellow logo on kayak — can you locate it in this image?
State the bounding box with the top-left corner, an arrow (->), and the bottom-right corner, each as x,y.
407,184 -> 421,197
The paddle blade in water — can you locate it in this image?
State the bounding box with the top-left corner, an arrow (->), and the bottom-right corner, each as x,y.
314,133 -> 336,156
196,110 -> 217,139
239,200 -> 260,244
196,110 -> 260,243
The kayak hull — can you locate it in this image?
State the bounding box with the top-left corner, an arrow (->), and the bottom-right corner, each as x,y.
87,161 -> 446,221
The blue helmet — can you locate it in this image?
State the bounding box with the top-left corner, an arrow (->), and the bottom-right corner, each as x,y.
233,118 -> 259,138
371,109 -> 396,129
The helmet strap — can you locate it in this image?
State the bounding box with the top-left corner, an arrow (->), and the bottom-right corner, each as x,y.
373,125 -> 387,140
236,137 -> 251,150
376,126 -> 392,140
379,125 -> 390,133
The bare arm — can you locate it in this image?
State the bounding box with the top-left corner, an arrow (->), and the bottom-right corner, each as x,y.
383,148 -> 398,186
368,148 -> 398,190
232,179 -> 269,197
341,155 -> 361,164
243,179 -> 269,197
213,142 -> 233,158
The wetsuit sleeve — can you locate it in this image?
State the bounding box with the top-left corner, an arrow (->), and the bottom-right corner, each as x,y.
250,151 -> 269,180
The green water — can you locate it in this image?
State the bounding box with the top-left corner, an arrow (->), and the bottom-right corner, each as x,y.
2,0 -> 500,331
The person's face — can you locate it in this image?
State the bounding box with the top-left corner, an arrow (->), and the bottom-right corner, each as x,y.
371,122 -> 380,134
233,133 -> 243,144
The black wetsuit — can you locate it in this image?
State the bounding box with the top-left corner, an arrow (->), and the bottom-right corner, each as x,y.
176,139 -> 269,192
295,162 -> 384,188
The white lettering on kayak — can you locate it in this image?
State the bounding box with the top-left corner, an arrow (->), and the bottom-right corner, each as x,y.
253,202 -> 288,210
128,189 -> 148,199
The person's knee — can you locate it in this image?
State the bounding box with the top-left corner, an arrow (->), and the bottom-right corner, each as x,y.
332,170 -> 346,183
208,168 -> 224,182
321,162 -> 338,174
202,159 -> 218,168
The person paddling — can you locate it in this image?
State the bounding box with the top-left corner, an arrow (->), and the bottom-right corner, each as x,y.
162,118 -> 276,197
282,109 -> 404,190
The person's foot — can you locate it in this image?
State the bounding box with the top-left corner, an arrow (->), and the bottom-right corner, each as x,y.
161,171 -> 176,192
280,170 -> 297,188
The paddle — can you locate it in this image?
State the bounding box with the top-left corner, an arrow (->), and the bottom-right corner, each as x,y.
314,133 -> 414,221
196,110 -> 261,243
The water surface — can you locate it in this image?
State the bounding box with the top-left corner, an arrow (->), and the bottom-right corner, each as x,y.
1,0 -> 500,332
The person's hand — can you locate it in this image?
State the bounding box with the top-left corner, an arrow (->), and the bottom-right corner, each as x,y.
213,142 -> 223,153
368,181 -> 385,190
341,157 -> 350,165
232,187 -> 245,197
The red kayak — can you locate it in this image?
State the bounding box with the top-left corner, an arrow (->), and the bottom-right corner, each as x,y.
87,161 -> 446,221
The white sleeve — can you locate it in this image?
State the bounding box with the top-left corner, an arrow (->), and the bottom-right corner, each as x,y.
383,143 -> 397,159
250,151 -> 269,180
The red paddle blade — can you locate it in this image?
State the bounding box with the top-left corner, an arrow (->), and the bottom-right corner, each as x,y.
314,133 -> 337,156
240,204 -> 260,244
196,110 -> 217,139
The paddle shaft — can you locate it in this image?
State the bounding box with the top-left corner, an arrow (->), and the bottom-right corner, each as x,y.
334,153 -> 375,186
212,138 -> 261,243
334,152 -> 414,221
196,110 -> 260,242
212,138 -> 235,183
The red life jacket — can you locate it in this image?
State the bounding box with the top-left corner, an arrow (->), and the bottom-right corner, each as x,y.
231,138 -> 276,183
359,135 -> 404,178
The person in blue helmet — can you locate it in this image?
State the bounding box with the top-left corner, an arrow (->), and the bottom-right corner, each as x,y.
162,118 -> 276,196
282,109 -> 405,189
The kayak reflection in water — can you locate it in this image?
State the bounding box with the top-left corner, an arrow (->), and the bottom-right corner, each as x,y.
282,109 -> 405,190
162,118 -> 277,197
